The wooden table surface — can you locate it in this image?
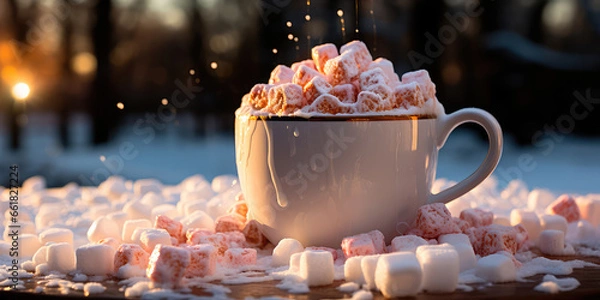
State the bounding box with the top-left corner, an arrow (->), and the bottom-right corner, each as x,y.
4,255 -> 600,299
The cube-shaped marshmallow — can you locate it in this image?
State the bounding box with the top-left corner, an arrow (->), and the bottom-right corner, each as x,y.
300,250 -> 335,287
76,244 -> 115,276
538,230 -> 565,256
547,194 -> 581,223
267,83 -> 305,115
292,65 -> 322,87
305,247 -> 339,261
361,255 -> 380,290
527,189 -> 556,213
268,65 -> 294,85
324,52 -> 360,85
390,235 -> 428,253
460,208 -> 493,227
87,216 -> 120,243
291,59 -> 316,72
147,245 -> 191,288
480,225 -> 518,256
540,214 -> 568,234
510,209 -> 541,242
311,43 -> 339,73
114,244 -> 150,273
401,70 -> 436,100
185,244 -> 217,277
47,242 -> 75,274
39,228 -> 74,245
374,252 -> 422,298
20,234 -> 41,257
243,220 -> 268,248
475,254 -> 516,283
122,219 -> 152,243
215,214 -> 245,233
341,233 -> 377,258
140,229 -> 172,253
576,196 -> 600,227
185,228 -> 213,245
224,248 -> 257,267
227,201 -> 248,221
355,91 -> 384,113
413,203 -> 462,239
392,82 -> 425,109
368,58 -> 399,86
359,67 -> 388,89
246,84 -> 273,110
415,244 -> 459,293
339,40 -> 373,72
303,76 -> 332,105
307,94 -> 353,115
344,256 -> 366,285
330,84 -> 357,103
272,238 -> 304,267
155,215 -> 184,243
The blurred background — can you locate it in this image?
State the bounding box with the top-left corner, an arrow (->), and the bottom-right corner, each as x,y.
0,0 -> 599,192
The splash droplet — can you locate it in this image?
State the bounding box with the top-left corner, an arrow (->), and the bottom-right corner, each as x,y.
288,34 -> 294,40
116,102 -> 124,110
294,37 -> 299,42
161,98 -> 168,105
305,14 -> 311,21
286,21 -> 292,27
293,128 -> 300,138
99,155 -> 106,162
272,48 -> 278,54
189,69 -> 196,75
337,9 -> 344,17
210,62 -> 218,69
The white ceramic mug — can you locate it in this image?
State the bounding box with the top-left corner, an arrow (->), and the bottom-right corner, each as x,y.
235,108 -> 502,248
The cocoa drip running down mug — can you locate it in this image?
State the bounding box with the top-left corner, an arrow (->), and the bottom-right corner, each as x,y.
235,107 -> 503,248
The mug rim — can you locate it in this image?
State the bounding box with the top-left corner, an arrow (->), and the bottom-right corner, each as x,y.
237,114 -> 437,122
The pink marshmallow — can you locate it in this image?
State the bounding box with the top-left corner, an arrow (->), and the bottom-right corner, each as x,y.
330,84 -> 357,103
307,94 -> 354,115
186,228 -> 213,245
413,203 -> 462,239
227,201 -> 248,222
390,235 -> 428,253
339,40 -> 373,72
355,91 -> 384,113
367,230 -> 386,254
305,247 -> 339,261
247,84 -> 273,110
303,76 -> 332,105
291,59 -> 317,72
392,82 -> 425,109
293,65 -> 322,87
359,68 -> 388,90
268,65 -> 294,84
267,83 -> 305,115
243,220 -> 269,248
185,244 -> 217,277
155,215 -> 185,243
460,208 -> 494,227
114,244 -> 149,273
368,58 -> 399,85
548,194 -> 581,223
324,51 -> 360,86
224,248 -> 257,267
401,70 -> 436,100
215,214 -> 245,233
147,245 -> 191,288
311,43 -> 339,73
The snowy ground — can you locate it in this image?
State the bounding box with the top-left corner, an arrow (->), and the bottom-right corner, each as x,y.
0,112 -> 598,194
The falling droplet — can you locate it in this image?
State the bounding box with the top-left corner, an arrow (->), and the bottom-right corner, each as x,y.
210,62 -> 218,69
272,48 -> 278,54
288,34 -> 294,40
337,9 -> 344,17
161,98 -> 168,105
294,37 -> 299,42
116,102 -> 124,110
293,128 -> 300,138
189,69 -> 196,75
305,14 -> 311,21
100,155 -> 106,162
286,21 -> 292,27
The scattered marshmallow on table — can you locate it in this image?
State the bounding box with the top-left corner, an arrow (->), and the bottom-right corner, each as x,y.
154,215 -> 184,243
224,248 -> 257,267
299,250 -> 335,287
147,245 -> 191,289
415,244 -> 460,293
344,256 -> 366,285
122,219 -> 152,243
538,230 -> 566,256
475,253 -> 516,283
139,228 -> 172,253
361,255 -> 380,290
540,214 -> 568,234
87,216 -> 121,243
575,196 -> 600,227
374,252 -> 422,298
510,209 -> 541,242
272,238 -> 304,267
527,188 -> 556,213
460,208 -> 493,227
547,194 -> 581,223
76,244 -> 115,276
39,228 -> 74,245
412,203 -> 461,239
19,234 -> 42,257
47,242 -> 76,274
185,244 -> 217,277
114,244 -> 149,275
390,235 -> 428,253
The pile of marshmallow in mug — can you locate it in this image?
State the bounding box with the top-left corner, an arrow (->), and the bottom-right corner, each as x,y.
1,175 -> 599,298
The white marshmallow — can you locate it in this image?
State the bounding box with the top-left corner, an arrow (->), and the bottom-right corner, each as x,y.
361,255 -> 380,290
289,252 -> 302,272
122,200 -> 152,220
299,250 -> 334,287
35,203 -> 65,229
133,178 -> 162,196
574,220 -> 596,243
98,176 -> 128,198
528,189 -> 555,213
140,228 -> 172,252
4,221 -> 35,241
39,228 -> 74,245
151,204 -> 178,221
390,235 -> 428,253
33,245 -> 48,266
106,211 -> 129,233
122,219 -> 152,243
180,211 -> 214,231
475,254 -> 516,283
540,214 -> 568,234
131,227 -> 152,245
76,244 -> 115,275
272,238 -> 304,267
19,234 -> 42,257
46,242 -> 75,273
140,192 -> 165,207
183,200 -> 208,217
510,209 -> 542,242
87,216 -> 120,243
374,252 -> 422,298
22,176 -> 46,194
538,230 -> 565,256
415,244 -> 459,293
344,256 -> 366,285
453,243 -> 477,272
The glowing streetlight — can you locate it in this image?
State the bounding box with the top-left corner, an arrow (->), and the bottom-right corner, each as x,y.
12,82 -> 30,101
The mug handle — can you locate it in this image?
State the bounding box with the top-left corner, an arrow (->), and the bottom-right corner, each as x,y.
428,108 -> 503,204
